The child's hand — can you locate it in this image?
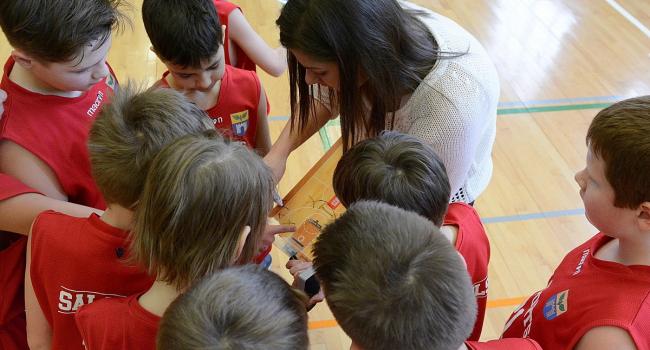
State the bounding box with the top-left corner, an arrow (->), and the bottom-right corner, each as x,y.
286,259 -> 324,309
0,89 -> 7,118
260,221 -> 295,253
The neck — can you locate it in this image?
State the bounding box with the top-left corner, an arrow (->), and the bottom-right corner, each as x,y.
9,62 -> 81,98
100,204 -> 133,231
138,279 -> 183,317
440,224 -> 458,246
604,234 -> 650,266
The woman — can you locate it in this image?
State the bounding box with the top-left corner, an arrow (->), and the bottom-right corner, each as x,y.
265,0 -> 499,203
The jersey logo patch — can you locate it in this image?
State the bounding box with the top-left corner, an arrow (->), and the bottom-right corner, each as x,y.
105,72 -> 117,91
230,110 -> 249,137
543,289 -> 569,320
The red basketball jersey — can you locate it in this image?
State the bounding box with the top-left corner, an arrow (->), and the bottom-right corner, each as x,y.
445,202 -> 490,341
30,211 -> 153,350
158,65 -> 261,148
75,293 -> 159,350
502,233 -> 650,349
214,0 -> 256,71
465,338 -> 542,350
0,57 -> 114,350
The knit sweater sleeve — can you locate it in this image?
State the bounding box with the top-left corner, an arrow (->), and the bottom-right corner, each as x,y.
401,66 -> 491,198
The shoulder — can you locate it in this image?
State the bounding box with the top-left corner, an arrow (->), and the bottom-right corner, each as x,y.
76,296 -> 131,326
31,210 -> 81,240
214,0 -> 240,16
574,326 -> 637,350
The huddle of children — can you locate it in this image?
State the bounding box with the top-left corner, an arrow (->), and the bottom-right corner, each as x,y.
0,0 -> 649,350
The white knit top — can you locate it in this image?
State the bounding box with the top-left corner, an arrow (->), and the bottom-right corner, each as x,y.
316,4 -> 500,203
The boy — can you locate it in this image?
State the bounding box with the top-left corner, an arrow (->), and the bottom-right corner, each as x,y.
315,131 -> 490,339
157,265 -> 309,350
143,0 -> 272,155
25,86 -> 214,350
313,201 -> 542,350
502,96 -> 650,349
0,1 -> 123,347
75,131 -> 276,350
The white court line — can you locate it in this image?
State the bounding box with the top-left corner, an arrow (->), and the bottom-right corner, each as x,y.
604,0 -> 650,39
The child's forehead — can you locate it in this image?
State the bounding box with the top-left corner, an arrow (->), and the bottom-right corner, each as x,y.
63,34 -> 113,68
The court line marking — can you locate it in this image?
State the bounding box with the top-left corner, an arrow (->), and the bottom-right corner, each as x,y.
497,95 -> 621,108
307,296 -> 527,330
604,0 -> 650,39
482,208 -> 584,224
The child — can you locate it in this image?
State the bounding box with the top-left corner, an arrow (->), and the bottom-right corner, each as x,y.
290,131 -> 489,339
502,96 -> 650,349
157,265 -> 309,350
212,0 -> 287,76
312,201 -> 542,350
24,86 -> 214,350
143,0 -> 272,156
0,1 -> 123,347
75,130 -> 275,350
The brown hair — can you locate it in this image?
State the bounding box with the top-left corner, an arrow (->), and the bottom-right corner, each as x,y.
142,0 -> 222,68
0,0 -> 126,63
333,131 -> 451,226
313,201 -> 476,350
587,95 -> 650,208
88,85 -> 214,208
131,130 -> 275,290
157,265 -> 309,350
277,0 -> 462,151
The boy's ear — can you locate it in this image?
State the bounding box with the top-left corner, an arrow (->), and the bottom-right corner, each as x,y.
638,202 -> 650,231
235,225 -> 252,259
11,50 -> 34,69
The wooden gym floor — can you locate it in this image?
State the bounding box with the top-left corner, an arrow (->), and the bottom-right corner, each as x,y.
1,0 -> 649,348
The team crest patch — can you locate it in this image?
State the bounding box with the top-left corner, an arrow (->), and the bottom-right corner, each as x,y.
230,110 -> 249,137
105,72 -> 117,91
543,290 -> 569,320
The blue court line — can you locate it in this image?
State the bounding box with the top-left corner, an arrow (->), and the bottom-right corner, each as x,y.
481,208 -> 585,224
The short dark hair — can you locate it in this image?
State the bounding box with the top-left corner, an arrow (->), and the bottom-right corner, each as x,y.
0,0 -> 125,62
157,265 -> 310,350
313,201 -> 476,350
333,131 -> 450,226
88,84 -> 214,208
587,95 -> 650,208
132,130 -> 275,290
142,0 -> 223,68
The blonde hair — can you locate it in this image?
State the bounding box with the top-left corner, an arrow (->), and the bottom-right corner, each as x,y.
89,84 -> 213,208
157,265 -> 309,350
131,130 -> 274,289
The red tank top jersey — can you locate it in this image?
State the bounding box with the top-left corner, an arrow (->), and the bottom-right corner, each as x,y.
465,338 -> 542,350
159,65 -> 261,148
445,202 -> 490,341
0,175 -> 38,350
75,293 -> 159,350
0,57 -> 114,350
29,211 -> 154,350
0,57 -> 114,209
214,0 -> 256,71
501,233 -> 650,349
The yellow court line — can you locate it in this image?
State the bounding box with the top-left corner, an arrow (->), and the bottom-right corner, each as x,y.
307,296 -> 528,330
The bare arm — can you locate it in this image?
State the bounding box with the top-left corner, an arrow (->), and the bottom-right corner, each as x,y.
228,9 -> 287,77
574,327 -> 637,350
25,229 -> 53,350
0,89 -> 6,117
263,99 -> 332,181
0,141 -> 101,235
0,193 -> 101,235
254,84 -> 272,157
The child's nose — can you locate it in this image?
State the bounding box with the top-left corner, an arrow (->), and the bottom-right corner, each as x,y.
196,74 -> 212,90
574,169 -> 586,189
92,62 -> 109,80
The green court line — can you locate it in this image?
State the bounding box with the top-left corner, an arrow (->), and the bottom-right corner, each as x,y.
497,102 -> 612,115
309,102 -> 613,150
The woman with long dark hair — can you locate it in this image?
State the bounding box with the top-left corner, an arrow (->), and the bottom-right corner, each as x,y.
266,0 -> 499,203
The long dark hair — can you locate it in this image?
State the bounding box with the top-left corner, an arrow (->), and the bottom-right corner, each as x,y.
277,0 -> 451,150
